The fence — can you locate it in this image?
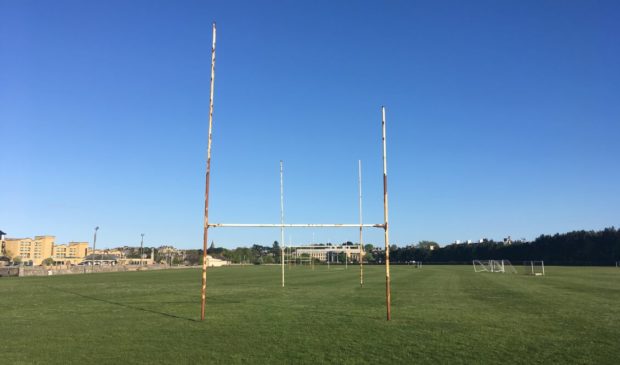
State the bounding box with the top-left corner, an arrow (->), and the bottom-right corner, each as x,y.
0,264 -> 179,277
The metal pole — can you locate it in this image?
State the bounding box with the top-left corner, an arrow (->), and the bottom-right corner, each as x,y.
140,233 -> 144,267
382,106 -> 392,321
358,159 -> 363,287
201,21 -> 216,321
208,223 -> 383,228
92,226 -> 99,271
311,232 -> 314,270
280,160 -> 285,287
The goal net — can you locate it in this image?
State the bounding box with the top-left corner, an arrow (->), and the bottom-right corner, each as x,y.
473,260 -> 517,273
523,261 -> 545,276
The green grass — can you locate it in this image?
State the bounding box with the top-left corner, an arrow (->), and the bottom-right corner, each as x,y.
1,265 -> 619,364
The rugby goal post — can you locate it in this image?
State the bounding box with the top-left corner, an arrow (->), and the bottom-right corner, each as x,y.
198,23 -> 394,321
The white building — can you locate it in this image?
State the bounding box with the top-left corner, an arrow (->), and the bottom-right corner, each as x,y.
293,245 -> 365,262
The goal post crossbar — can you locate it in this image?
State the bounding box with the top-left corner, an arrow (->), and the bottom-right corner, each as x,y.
208,223 -> 384,228
283,245 -> 362,249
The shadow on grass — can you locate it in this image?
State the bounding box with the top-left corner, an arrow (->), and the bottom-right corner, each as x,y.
45,285 -> 383,323
208,295 -> 382,321
47,286 -> 199,322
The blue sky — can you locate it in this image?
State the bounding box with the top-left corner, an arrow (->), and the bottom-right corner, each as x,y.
1,0 -> 619,249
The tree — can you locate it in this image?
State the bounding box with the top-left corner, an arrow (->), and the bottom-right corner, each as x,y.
183,250 -> 202,265
272,240 -> 280,257
377,227 -> 620,265
337,252 -> 347,263
42,257 -> 55,266
417,241 -> 439,250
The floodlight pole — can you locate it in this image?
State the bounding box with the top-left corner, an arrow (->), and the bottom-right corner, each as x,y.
140,233 -> 144,267
280,160 -> 285,287
92,226 -> 99,270
382,106 -> 392,321
200,21 -> 216,321
358,160 -> 364,287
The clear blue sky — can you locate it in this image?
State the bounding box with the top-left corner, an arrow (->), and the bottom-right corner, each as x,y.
1,0 -> 619,249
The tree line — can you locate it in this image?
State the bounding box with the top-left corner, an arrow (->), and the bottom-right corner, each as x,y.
184,227 -> 620,266
384,227 -> 620,265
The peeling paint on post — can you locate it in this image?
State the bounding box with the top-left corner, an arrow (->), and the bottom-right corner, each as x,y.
358,160 -> 364,287
280,160 -> 285,287
382,106 -> 391,321
201,22 -> 216,321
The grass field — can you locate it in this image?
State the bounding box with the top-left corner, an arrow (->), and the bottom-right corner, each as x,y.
2,265 -> 619,364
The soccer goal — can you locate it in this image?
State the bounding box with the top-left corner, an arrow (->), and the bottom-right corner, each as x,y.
524,261 -> 545,276
473,260 -> 517,273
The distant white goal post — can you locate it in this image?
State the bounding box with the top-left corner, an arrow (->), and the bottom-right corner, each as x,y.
524,260 -> 545,276
472,260 -> 517,274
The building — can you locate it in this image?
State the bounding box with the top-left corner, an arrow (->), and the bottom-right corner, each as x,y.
4,235 -> 93,266
91,248 -> 124,259
118,258 -> 154,265
157,245 -> 185,265
4,235 -> 55,265
293,244 -> 365,262
0,230 -> 6,256
206,255 -> 229,267
158,245 -> 183,255
118,250 -> 155,266
52,242 -> 90,265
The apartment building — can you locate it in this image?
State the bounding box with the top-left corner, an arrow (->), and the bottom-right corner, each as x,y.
4,236 -> 92,266
4,235 -> 55,265
0,230 -> 6,256
53,242 -> 90,265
